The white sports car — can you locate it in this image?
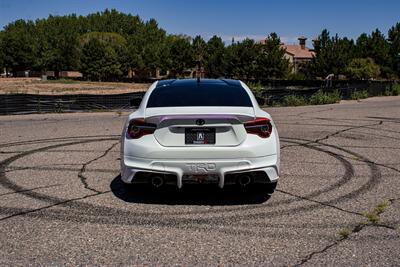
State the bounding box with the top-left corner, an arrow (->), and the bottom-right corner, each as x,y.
120,79 -> 280,193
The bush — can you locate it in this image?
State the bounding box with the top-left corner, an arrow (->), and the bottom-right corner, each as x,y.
280,95 -> 306,106
286,72 -> 307,81
383,83 -> 400,96
309,90 -> 341,105
351,90 -> 369,100
346,58 -> 380,80
247,81 -> 263,97
392,83 -> 400,96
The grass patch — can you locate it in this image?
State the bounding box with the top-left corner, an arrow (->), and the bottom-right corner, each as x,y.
362,200 -> 390,224
280,95 -> 307,106
362,212 -> 380,224
309,90 -> 341,105
351,90 -> 369,100
337,200 -> 392,240
338,227 -> 352,238
374,201 -> 390,214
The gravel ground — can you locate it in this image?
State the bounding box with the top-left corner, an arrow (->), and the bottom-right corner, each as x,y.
0,96 -> 399,266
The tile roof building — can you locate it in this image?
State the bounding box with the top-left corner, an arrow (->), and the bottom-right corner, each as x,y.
259,36 -> 316,73
282,36 -> 315,73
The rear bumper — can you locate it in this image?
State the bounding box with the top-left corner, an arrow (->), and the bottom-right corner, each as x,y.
120,154 -> 279,188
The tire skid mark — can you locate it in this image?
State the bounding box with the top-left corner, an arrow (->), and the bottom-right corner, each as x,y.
0,137 -> 353,219
276,189 -> 363,216
0,184 -> 61,197
0,136 -> 385,251
5,166 -> 116,174
285,135 -> 399,174
0,138 -> 118,206
0,140 -> 376,230
280,121 -> 383,150
0,191 -> 110,222
0,134 -> 119,148
0,136 -> 381,234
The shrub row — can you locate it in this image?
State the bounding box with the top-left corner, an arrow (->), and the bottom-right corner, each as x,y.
278,90 -> 341,106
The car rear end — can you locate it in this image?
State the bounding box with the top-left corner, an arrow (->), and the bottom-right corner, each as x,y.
121,79 -> 279,189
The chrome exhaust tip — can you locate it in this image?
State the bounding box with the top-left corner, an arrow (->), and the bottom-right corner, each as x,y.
237,175 -> 252,187
150,175 -> 164,188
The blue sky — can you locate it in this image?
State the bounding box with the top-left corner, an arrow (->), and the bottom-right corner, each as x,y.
0,0 -> 399,45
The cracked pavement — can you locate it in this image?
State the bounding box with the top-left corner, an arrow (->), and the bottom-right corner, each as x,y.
0,96 -> 399,266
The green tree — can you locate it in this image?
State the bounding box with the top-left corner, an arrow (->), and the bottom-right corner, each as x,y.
388,22 -> 400,78
0,32 -> 4,73
1,20 -> 36,75
137,18 -> 169,76
192,35 -> 207,71
346,58 -> 380,80
80,38 -> 122,81
225,38 -> 258,79
254,33 -> 289,79
34,15 -> 81,75
205,35 -> 227,78
79,31 -> 128,76
310,29 -> 355,78
356,29 -> 391,78
167,35 -> 193,76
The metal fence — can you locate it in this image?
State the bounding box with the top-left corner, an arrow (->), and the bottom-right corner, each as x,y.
0,80 -> 395,115
0,92 -> 145,115
258,80 -> 394,105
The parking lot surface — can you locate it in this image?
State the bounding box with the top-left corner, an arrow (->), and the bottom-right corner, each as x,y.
0,96 -> 399,266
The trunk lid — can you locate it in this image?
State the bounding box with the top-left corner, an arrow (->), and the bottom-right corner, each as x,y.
145,107 -> 255,147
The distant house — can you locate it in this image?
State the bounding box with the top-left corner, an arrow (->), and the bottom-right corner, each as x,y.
282,36 -> 315,73
259,36 -> 315,73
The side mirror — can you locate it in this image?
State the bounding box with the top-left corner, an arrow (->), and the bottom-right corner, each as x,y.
255,96 -> 265,106
129,97 -> 142,108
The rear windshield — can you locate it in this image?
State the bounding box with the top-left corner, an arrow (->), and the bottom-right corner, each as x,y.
147,84 -> 253,107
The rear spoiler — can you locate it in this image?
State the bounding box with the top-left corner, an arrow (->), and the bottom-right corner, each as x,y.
145,114 -> 255,125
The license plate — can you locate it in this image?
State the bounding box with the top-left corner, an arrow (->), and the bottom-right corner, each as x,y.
185,128 -> 215,144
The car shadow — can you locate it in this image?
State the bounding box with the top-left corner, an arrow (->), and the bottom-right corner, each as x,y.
110,175 -> 272,206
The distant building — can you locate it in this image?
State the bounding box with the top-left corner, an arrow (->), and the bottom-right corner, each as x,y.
259,36 -> 316,73
59,71 -> 83,78
282,36 -> 315,73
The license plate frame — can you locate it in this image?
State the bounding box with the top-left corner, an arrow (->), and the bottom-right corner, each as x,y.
185,128 -> 216,145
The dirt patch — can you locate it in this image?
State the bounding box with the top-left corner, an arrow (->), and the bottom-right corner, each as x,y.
0,78 -> 150,95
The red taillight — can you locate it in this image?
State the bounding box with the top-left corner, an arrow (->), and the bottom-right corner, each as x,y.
127,119 -> 156,139
244,118 -> 273,138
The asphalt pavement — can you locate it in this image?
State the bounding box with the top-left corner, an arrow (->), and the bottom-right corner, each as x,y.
0,96 -> 399,266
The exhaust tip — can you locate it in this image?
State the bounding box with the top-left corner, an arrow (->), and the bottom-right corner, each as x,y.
150,175 -> 164,188
237,175 -> 252,187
